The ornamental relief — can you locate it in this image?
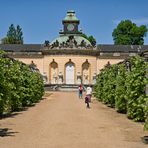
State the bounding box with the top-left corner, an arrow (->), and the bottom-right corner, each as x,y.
44,36 -> 93,49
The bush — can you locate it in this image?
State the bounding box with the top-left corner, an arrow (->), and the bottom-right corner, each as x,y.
115,64 -> 127,113
126,56 -> 147,121
0,51 -> 44,115
94,72 -> 104,101
94,55 -> 148,129
94,65 -> 117,107
144,63 -> 148,130
102,65 -> 116,107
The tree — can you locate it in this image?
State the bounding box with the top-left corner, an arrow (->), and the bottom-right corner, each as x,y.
16,25 -> 23,44
82,34 -> 96,47
44,40 -> 50,46
2,24 -> 16,44
1,24 -> 23,44
88,36 -> 96,47
112,20 -> 148,45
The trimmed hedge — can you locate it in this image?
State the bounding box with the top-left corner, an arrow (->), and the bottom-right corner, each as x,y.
125,56 -> 147,121
94,65 -> 117,107
115,64 -> 127,113
94,55 -> 148,130
0,51 -> 44,115
144,63 -> 148,130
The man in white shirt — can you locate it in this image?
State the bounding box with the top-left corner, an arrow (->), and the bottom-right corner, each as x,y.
86,86 -> 92,96
85,86 -> 92,108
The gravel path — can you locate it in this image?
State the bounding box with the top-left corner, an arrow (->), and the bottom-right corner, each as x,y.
0,91 -> 147,148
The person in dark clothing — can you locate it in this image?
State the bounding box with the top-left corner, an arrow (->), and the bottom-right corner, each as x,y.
85,95 -> 90,108
78,84 -> 83,99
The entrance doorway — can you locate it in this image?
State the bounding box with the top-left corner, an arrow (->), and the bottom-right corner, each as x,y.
65,63 -> 74,84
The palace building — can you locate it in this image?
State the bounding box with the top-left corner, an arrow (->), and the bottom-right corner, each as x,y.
0,10 -> 148,85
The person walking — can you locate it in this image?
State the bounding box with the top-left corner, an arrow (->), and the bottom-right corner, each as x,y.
85,85 -> 92,108
78,84 -> 83,99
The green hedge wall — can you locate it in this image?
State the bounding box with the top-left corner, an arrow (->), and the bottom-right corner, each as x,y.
94,55 -> 148,130
115,64 -> 127,113
125,56 -> 147,121
0,51 -> 44,115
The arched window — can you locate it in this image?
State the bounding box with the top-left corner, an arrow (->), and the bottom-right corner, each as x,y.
82,60 -> 90,84
49,60 -> 58,84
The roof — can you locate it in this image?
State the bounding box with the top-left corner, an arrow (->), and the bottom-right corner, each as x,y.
0,44 -> 42,52
97,44 -> 148,52
63,10 -> 79,22
0,44 -> 148,53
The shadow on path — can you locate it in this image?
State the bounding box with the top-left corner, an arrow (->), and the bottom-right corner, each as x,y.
0,128 -> 18,137
0,113 -> 22,120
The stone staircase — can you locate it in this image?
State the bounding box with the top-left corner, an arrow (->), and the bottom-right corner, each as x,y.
58,84 -> 79,91
44,84 -> 92,91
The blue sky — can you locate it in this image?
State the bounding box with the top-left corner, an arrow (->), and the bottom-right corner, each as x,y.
0,0 -> 148,44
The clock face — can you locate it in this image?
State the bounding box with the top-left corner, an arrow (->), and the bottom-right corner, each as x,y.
67,24 -> 75,31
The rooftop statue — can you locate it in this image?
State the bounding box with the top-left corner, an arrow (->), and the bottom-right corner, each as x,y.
48,36 -> 93,49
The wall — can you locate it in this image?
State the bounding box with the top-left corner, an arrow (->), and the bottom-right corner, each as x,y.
43,55 -> 97,84
14,54 -> 125,84
15,57 -> 44,74
97,57 -> 124,73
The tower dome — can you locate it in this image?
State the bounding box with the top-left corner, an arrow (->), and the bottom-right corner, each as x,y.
49,10 -> 92,49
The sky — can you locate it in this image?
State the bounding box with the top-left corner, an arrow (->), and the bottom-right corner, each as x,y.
0,0 -> 148,44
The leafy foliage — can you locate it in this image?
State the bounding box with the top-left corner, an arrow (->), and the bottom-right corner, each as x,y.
144,101 -> 148,130
112,20 -> 148,45
94,56 -> 148,130
94,64 -> 116,107
0,51 -> 44,115
115,64 -> 127,113
143,61 -> 148,130
102,65 -> 116,107
82,34 -> 96,46
125,56 -> 147,121
94,72 -> 104,101
1,24 -> 23,44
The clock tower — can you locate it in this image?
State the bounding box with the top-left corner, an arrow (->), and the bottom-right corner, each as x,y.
50,10 -> 92,49
60,10 -> 82,35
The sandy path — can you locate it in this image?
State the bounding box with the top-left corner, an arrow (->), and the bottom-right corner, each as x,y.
0,92 -> 147,148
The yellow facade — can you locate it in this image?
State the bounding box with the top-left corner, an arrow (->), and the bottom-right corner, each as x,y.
15,54 -> 123,84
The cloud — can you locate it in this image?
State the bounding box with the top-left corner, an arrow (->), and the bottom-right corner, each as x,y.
113,18 -> 148,26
